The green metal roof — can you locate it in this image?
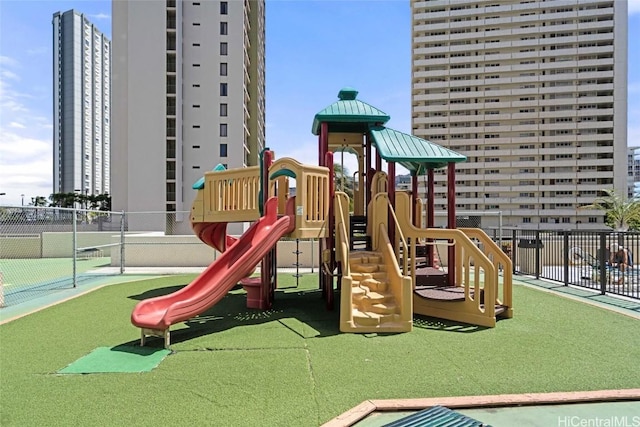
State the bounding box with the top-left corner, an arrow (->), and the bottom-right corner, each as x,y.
369,126 -> 467,173
312,87 -> 390,135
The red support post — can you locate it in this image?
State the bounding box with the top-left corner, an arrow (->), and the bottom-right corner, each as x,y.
325,151 -> 335,310
447,162 -> 456,287
319,122 -> 328,167
388,161 -> 396,250
427,168 -> 435,266
366,133 -> 372,210
411,171 -> 419,227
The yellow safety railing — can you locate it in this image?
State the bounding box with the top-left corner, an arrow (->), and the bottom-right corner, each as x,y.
192,157 -> 331,237
394,192 -> 499,319
270,158 -> 331,239
202,166 -> 261,223
335,193 -> 352,315
458,228 -> 513,310
376,223 -> 413,326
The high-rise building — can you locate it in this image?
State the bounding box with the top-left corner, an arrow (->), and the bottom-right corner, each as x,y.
112,0 -> 265,234
53,10 -> 111,197
411,0 -> 627,229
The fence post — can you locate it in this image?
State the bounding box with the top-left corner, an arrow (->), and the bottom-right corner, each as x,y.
599,232 -> 607,295
72,207 -> 78,288
534,230 -> 541,279
310,238 -> 314,273
498,211 -> 503,252
0,271 -> 5,308
563,231 -> 570,286
512,229 -> 517,274
120,211 -> 125,274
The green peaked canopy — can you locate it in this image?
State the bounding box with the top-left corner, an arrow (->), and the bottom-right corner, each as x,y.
312,87 -> 390,135
369,126 -> 467,173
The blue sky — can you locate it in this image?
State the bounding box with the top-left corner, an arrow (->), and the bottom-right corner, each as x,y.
0,0 -> 638,207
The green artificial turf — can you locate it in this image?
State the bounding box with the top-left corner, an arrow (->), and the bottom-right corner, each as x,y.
1,273 -> 639,426
58,346 -> 171,374
0,257 -> 110,287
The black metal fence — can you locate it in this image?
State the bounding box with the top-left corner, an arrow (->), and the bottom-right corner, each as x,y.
506,229 -> 640,300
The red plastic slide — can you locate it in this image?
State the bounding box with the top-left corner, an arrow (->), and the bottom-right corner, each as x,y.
192,221 -> 237,253
131,197 -> 294,331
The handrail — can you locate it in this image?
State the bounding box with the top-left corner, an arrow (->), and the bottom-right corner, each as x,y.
394,192 -> 498,316
334,191 -> 351,279
458,227 -> 512,307
383,196 -> 409,277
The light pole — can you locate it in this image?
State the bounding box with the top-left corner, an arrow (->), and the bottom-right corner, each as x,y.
21,194 -> 24,206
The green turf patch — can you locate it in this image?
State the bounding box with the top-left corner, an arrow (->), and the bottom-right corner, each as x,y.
58,345 -> 171,374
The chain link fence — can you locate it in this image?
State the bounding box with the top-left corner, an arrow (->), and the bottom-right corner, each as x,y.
0,206 -> 127,308
2,205 -> 638,310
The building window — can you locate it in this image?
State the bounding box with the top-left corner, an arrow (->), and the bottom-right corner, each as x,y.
220,143 -> 228,157
220,103 -> 227,116
193,22 -> 200,26
220,83 -> 227,96
523,218 -> 531,223
193,104 -> 200,108
220,22 -> 228,35
220,63 -> 227,76
220,123 -> 227,137
220,42 -> 228,55
220,1 -> 228,14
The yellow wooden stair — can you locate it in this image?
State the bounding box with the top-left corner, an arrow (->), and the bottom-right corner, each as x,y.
343,251 -> 409,331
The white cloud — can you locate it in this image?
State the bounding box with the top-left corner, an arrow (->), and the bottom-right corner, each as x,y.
0,56 -> 19,67
630,0 -> 640,15
0,132 -> 52,206
0,60 -> 52,206
1,70 -> 19,81
88,13 -> 110,20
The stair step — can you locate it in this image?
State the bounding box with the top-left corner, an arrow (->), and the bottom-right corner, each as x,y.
360,278 -> 387,292
370,302 -> 397,315
352,287 -> 366,299
351,263 -> 379,273
349,252 -> 381,264
351,272 -> 373,282
361,291 -> 387,303
352,309 -> 396,326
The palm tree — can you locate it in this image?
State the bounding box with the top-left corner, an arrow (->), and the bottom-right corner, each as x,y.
333,163 -> 354,198
580,189 -> 640,231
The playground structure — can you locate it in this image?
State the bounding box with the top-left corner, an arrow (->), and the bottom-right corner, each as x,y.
131,88 -> 513,347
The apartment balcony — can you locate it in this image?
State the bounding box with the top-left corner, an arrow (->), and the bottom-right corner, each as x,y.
538,98 -> 578,107
576,83 -> 614,93
576,108 -> 613,117
579,6 -> 614,19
